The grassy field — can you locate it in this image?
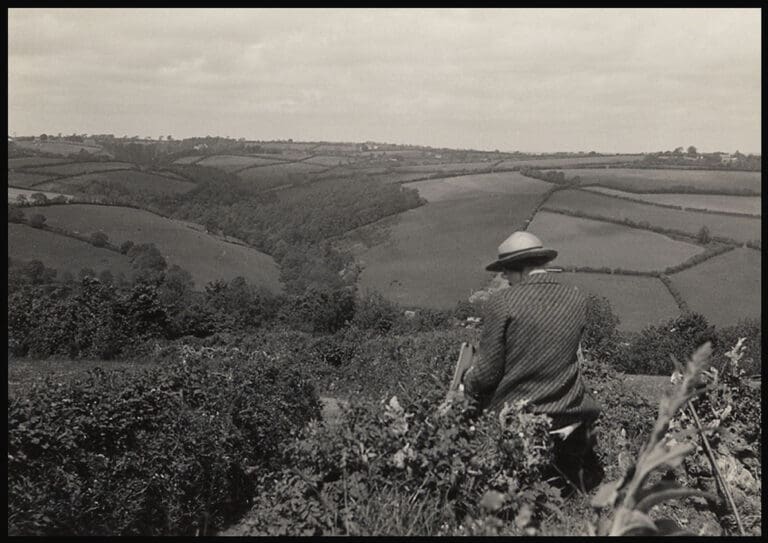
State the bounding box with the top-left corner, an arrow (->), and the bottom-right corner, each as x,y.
583,186 -> 762,216
403,172 -> 552,202
496,155 -> 643,169
8,157 -> 69,169
173,155 -> 204,164
545,189 -> 762,243
302,155 -> 349,167
22,161 -> 135,177
8,171 -> 56,188
8,222 -> 133,277
346,193 -> 547,309
37,170 -> 196,196
236,161 -> 328,188
563,168 -> 761,194
8,187 -> 74,203
560,272 -> 680,332
196,154 -> 287,171
527,210 -> 702,271
393,161 -> 497,174
22,204 -> 283,292
12,140 -> 111,157
669,248 -> 761,328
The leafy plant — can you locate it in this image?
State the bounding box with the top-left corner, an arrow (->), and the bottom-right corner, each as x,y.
591,343 -> 718,536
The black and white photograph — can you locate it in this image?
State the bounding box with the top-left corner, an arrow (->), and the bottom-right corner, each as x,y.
7,7 -> 761,536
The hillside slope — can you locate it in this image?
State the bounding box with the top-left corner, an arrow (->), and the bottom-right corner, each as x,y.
20,204 -> 283,292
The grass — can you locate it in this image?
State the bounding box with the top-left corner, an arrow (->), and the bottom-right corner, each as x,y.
545,189 -> 762,244
21,204 -> 283,292
346,192 -> 547,309
560,272 -> 680,332
403,172 -> 552,202
302,155 -> 348,167
22,161 -> 135,177
37,170 -> 196,196
583,186 -> 761,216
8,222 -> 133,277
237,161 -> 328,189
8,171 -> 56,188
669,248 -> 761,328
394,161 -> 498,174
173,155 -> 204,164
496,155 -> 643,169
527,210 -> 702,272
8,157 -> 69,169
196,154 -> 287,171
8,187 -> 74,203
562,168 -> 761,194
12,140 -> 111,157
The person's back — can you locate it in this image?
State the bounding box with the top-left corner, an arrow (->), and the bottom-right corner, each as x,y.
465,273 -> 599,427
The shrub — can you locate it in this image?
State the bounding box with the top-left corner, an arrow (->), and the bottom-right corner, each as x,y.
28,213 -> 47,228
8,205 -> 25,223
90,231 -> 109,248
119,240 -> 135,254
352,292 -> 402,334
236,393 -> 561,536
614,313 -> 715,375
581,294 -> 622,362
7,346 -> 321,535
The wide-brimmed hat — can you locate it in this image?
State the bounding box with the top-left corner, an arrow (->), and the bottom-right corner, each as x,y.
485,231 -> 557,272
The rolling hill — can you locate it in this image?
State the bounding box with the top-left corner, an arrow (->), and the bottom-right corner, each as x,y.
19,204 -> 283,292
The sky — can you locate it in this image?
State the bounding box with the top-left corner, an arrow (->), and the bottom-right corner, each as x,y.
8,8 -> 762,154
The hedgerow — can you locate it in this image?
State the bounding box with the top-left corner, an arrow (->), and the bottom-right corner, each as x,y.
8,346 -> 321,535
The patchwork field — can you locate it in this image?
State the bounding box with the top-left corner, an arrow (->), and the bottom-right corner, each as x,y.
562,168 -> 761,194
669,248 -> 761,328
8,172 -> 56,188
173,155 -> 204,164
582,186 -> 761,216
527,210 -> 702,271
22,204 -> 283,292
545,189 -> 762,243
37,170 -> 196,196
302,155 -> 349,167
236,161 -> 328,188
22,161 -> 136,177
403,172 -> 553,202
196,155 -> 287,171
8,187 -> 74,203
394,161 -> 497,175
346,192 -> 548,309
560,272 -> 680,332
12,140 -> 111,157
368,172 -> 434,185
8,157 -> 69,169
496,154 -> 643,169
8,223 -> 132,277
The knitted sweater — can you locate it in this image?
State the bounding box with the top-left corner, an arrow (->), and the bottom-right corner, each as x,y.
463,273 -> 600,426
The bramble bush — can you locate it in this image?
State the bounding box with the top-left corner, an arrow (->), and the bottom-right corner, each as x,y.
613,313 -> 716,375
8,345 -> 321,535
234,392 -> 562,536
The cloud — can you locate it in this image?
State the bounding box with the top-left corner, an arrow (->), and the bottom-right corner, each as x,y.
8,8 -> 761,152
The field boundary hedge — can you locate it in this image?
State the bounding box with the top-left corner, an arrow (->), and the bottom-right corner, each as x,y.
538,205 -> 756,250
576,186 -> 761,219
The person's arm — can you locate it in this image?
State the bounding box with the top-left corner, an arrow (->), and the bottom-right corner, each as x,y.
463,294 -> 510,408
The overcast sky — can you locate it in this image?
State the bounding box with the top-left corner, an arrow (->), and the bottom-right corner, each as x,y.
8,8 -> 761,153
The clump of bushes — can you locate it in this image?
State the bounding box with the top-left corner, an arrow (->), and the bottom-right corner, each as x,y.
7,345 -> 321,536
613,313 -> 716,375
235,392 -> 561,536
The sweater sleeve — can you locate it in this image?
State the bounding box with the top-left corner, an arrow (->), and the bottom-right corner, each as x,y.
463,293 -> 510,406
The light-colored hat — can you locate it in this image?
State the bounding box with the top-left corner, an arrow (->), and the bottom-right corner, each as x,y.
485,231 -> 557,272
